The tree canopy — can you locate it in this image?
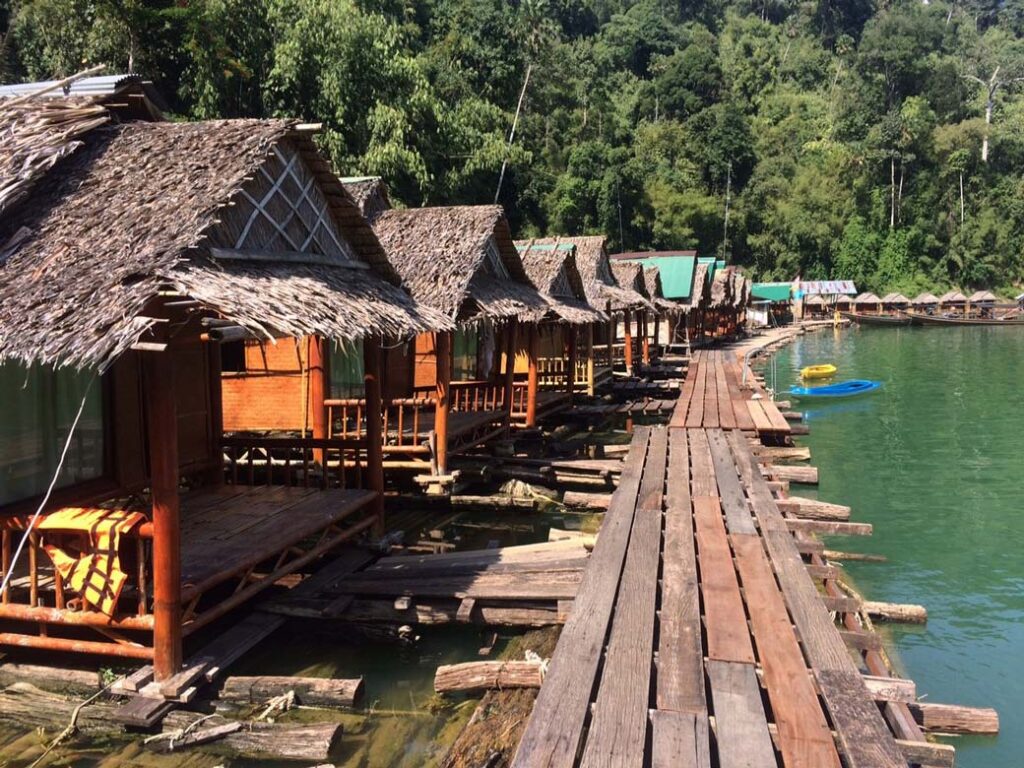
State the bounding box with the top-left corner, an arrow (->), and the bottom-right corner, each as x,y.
4,0 -> 1024,293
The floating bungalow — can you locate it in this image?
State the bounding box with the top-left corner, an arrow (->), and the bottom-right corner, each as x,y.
880,292 -> 911,313
514,240 -> 605,405
938,290 -> 968,314
346,193 -> 549,476
853,292 -> 882,314
749,282 -> 793,327
912,292 -> 940,313
968,290 -> 997,317
802,294 -> 830,319
0,95 -> 450,680
610,261 -> 656,373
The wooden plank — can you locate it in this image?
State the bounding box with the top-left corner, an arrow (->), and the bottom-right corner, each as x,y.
705,660 -> 776,768
724,430 -> 905,768
511,428 -> 650,768
761,398 -> 792,433
706,429 -> 756,535
724,361 -> 756,432
637,427 -> 668,512
693,496 -> 754,664
702,355 -> 720,429
649,709 -> 711,768
580,442 -> 664,766
786,519 -> 872,536
685,358 -> 708,428
715,355 -> 737,430
331,569 -> 582,600
657,430 -> 705,714
731,533 -> 841,768
746,400 -> 773,434
687,429 -> 718,498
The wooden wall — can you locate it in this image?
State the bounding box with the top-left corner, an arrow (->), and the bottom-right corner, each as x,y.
221,339 -> 314,433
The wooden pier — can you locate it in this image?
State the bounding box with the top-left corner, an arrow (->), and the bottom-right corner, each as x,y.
512,421 -> 951,766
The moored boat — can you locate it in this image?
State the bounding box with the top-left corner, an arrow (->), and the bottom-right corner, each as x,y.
840,310 -> 914,327
800,363 -> 837,380
790,379 -> 882,399
903,311 -> 1024,326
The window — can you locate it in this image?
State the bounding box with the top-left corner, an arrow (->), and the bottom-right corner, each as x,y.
0,363 -> 105,506
221,341 -> 246,373
331,340 -> 364,398
452,328 -> 479,381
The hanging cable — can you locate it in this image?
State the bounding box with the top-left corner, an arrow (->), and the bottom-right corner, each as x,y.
0,371 -> 97,597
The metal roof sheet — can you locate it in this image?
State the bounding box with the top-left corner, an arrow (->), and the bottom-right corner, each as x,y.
751,282 -> 792,302
615,254 -> 696,300
797,280 -> 857,295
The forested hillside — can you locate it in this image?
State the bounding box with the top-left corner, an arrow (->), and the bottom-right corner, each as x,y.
3,0 -> 1024,293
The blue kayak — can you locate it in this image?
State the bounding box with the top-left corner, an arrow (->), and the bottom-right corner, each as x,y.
789,379 -> 882,399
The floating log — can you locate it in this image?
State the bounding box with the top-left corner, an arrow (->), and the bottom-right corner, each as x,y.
0,663 -> 101,696
781,411 -> 803,421
789,424 -> 810,435
450,495 -> 537,510
786,519 -> 872,536
907,701 -> 999,734
562,491 -> 611,509
220,675 -> 364,708
776,496 -> 850,520
762,464 -> 819,484
862,600 -> 928,624
434,661 -> 544,694
752,445 -> 810,461
341,598 -> 563,627
823,549 -> 887,563
896,739 -> 955,768
145,722 -> 243,753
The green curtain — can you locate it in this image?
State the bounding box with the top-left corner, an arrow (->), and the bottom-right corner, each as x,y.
0,363 -> 104,506
330,340 -> 365,398
452,328 -> 478,381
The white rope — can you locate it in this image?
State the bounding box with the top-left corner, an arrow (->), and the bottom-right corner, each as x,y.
0,372 -> 97,597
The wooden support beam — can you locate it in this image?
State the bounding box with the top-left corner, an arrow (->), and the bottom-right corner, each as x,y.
776,496 -> 850,521
641,313 -> 650,365
526,323 -> 539,428
907,701 -> 999,734
144,351 -> 182,682
503,320 -> 519,430
565,324 -> 577,402
586,322 -> 595,396
785,519 -> 872,536
623,309 -> 633,374
363,335 -> 386,535
308,336 -> 328,440
863,600 -> 928,624
434,331 -> 452,476
434,661 -> 544,693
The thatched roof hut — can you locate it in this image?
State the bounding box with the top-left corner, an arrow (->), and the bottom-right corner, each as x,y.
731,272 -> 750,308
880,292 -> 910,306
0,104 -> 452,370
939,290 -> 967,304
514,240 -> 605,324
610,262 -> 656,311
340,176 -> 391,221
366,205 -> 547,324
529,235 -> 647,311
642,266 -> 680,313
687,262 -> 711,310
804,294 -> 828,307
854,292 -> 881,306
968,290 -> 997,304
913,292 -> 939,305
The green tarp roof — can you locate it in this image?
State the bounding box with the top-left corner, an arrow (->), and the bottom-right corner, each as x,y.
751,283 -> 793,302
620,254 -> 696,300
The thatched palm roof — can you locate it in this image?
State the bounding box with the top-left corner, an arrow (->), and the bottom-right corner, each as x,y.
854,292 -> 881,304
803,294 -> 827,306
913,292 -> 939,305
514,240 -> 605,325
969,290 -> 997,303
880,292 -> 910,305
610,262 -> 655,311
643,266 -> 681,313
939,290 -> 967,303
528,235 -> 646,311
687,262 -> 711,310
340,176 -> 391,220
367,205 -> 547,324
731,272 -> 750,308
0,114 -> 451,370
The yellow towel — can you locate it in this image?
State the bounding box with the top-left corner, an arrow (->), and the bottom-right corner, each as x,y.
37,507 -> 147,617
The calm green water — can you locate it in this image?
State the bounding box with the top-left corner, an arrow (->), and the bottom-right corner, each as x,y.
769,326 -> 1024,768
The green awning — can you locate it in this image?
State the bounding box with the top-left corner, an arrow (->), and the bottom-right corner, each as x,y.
751,283 -> 793,302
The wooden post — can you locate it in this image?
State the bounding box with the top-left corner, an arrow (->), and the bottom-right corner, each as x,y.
526,324 -> 539,428
586,323 -> 595,397
641,313 -> 650,365
362,336 -> 385,536
207,340 -> 224,485
309,336 -> 328,467
652,314 -> 660,359
502,320 -> 518,431
434,331 -> 452,475
565,325 -> 577,403
623,309 -> 633,375
605,312 -> 613,371
144,352 -> 182,682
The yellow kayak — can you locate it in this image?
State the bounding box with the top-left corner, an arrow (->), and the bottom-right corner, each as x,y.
801,364 -> 837,380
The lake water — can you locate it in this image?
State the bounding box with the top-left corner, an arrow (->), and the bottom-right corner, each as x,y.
768,325 -> 1024,767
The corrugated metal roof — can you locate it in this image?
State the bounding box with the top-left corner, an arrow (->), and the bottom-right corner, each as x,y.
751,283 -> 792,302
0,74 -> 140,97
798,280 -> 857,295
614,254 -> 696,300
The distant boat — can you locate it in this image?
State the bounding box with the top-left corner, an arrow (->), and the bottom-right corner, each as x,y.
903,311 -> 1024,327
840,311 -> 913,327
800,364 -> 837,380
790,379 -> 882,399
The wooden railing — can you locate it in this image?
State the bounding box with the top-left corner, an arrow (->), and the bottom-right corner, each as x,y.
536,357 -> 589,388
327,397 -> 433,450
222,435 -> 368,489
413,381 -> 506,413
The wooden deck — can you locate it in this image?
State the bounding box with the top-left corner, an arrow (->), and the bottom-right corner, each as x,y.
670,349 -> 791,437
512,425 -> 914,768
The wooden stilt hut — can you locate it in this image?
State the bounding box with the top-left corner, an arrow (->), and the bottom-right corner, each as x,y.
512,240 -> 605,420
609,262 -> 657,373
344,187 -> 548,476
938,290 -> 967,316
0,99 -> 449,679
642,266 -> 680,359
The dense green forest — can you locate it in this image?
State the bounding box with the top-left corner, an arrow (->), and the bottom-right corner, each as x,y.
3,0 -> 1024,294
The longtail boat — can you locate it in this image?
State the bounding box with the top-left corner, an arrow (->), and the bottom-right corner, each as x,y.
903,311 -> 1024,327
839,310 -> 914,327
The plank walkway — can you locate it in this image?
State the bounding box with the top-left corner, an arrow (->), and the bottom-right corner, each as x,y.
511,423 -> 912,768
670,349 -> 790,437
